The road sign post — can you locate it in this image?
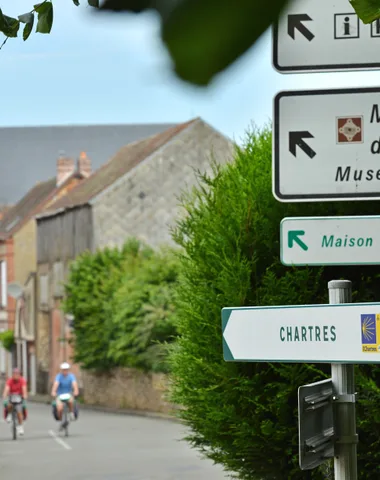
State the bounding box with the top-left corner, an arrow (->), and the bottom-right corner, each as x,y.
273,86 -> 380,202
222,282 -> 363,477
261,2 -> 373,475
280,216 -> 380,266
329,280 -> 358,480
273,0 -> 380,73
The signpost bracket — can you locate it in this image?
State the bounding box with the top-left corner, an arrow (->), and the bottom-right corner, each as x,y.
298,379 -> 334,470
333,394 -> 356,404
335,434 -> 359,445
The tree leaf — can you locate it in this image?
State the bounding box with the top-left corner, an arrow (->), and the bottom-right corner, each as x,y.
0,9 -> 20,38
100,0 -> 153,13
18,12 -> 35,41
34,2 -> 52,14
350,0 -> 380,23
73,0 -> 80,5
161,0 -> 289,86
88,0 -> 100,6
18,12 -> 34,24
34,1 -> 53,34
23,20 -> 34,41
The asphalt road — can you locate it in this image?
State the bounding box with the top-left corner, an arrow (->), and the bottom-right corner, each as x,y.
0,403 -> 229,480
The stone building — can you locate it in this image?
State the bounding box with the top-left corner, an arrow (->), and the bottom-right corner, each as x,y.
0,123 -> 176,204
0,154 -> 90,392
35,118 -> 234,392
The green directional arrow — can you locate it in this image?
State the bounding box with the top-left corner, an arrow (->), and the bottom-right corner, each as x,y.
288,230 -> 308,251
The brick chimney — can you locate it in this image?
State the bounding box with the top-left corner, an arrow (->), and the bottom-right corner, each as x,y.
77,151 -> 91,178
57,151 -> 75,187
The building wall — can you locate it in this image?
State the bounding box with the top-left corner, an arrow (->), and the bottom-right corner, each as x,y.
49,297 -> 81,387
37,206 -> 93,264
36,262 -> 50,392
22,272 -> 36,340
0,251 -> 8,376
13,219 -> 37,292
0,241 -> 7,262
37,269 -> 79,392
36,208 -> 92,392
0,241 -> 8,331
0,239 -> 15,330
92,120 -> 234,249
0,240 -> 15,379
50,301 -> 62,384
81,368 -> 178,415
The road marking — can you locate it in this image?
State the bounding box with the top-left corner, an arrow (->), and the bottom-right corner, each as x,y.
48,430 -> 72,450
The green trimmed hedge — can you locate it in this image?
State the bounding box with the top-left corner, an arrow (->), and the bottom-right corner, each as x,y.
63,238 -> 179,373
169,125 -> 380,479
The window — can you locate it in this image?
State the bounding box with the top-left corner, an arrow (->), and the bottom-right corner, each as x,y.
0,261 -> 7,308
39,274 -> 49,308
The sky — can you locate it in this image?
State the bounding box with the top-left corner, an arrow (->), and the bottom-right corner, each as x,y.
2,1 -> 380,142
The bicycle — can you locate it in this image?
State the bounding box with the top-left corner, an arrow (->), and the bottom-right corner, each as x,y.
58,393 -> 72,437
8,394 -> 23,440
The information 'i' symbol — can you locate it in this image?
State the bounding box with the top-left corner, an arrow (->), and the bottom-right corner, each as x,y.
376,19 -> 380,35
344,17 -> 351,36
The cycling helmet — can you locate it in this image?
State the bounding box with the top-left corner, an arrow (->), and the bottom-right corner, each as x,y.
60,362 -> 70,370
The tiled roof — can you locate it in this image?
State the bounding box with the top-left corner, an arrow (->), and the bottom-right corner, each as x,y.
0,178 -> 57,237
44,119 -> 197,213
0,205 -> 12,219
0,122 -> 177,204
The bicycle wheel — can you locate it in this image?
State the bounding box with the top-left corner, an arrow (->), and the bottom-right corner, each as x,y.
12,409 -> 16,441
64,405 -> 69,437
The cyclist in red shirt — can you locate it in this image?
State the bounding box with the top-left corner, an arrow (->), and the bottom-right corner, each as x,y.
2,368 -> 28,435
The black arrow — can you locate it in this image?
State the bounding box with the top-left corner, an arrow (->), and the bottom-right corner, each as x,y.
289,131 -> 316,159
288,14 -> 315,42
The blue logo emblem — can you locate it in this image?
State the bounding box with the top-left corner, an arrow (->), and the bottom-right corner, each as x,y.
361,314 -> 376,344
361,314 -> 380,353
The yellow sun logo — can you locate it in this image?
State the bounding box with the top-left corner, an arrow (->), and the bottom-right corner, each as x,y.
362,315 -> 376,342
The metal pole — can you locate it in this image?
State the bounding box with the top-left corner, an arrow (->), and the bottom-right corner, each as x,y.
328,280 -> 358,480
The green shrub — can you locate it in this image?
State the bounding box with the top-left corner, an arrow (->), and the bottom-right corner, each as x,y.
0,329 -> 14,352
63,238 -> 179,374
108,247 -> 180,373
63,239 -> 142,371
168,125 -> 380,479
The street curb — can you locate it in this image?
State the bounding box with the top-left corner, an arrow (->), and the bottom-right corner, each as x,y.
28,396 -> 182,423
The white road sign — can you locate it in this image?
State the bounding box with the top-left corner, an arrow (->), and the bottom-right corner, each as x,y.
273,86 -> 380,202
280,216 -> 380,266
222,303 -> 380,363
273,0 -> 380,73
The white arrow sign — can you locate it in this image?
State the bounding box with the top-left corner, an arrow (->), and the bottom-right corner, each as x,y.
273,0 -> 380,73
280,216 -> 380,266
273,86 -> 380,202
222,303 -> 380,363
